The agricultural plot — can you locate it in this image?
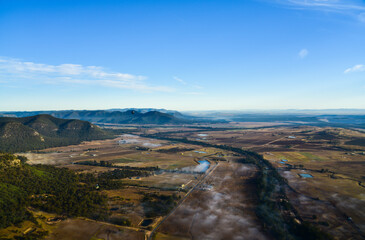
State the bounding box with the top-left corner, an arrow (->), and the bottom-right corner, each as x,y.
6,125 -> 364,239
263,151 -> 365,238
121,172 -> 198,190
12,132 -> 227,239
156,162 -> 268,240
45,218 -> 145,240
157,125 -> 365,239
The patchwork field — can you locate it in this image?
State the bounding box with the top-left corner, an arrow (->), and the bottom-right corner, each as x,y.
13,133 -> 234,239
153,125 -> 365,239
263,150 -> 365,239
5,124 -> 365,239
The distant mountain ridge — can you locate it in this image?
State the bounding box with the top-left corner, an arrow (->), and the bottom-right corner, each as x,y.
107,108 -> 185,117
0,114 -> 112,152
0,109 -> 215,125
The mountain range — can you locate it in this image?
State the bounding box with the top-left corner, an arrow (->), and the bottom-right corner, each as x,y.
0,109 -> 203,125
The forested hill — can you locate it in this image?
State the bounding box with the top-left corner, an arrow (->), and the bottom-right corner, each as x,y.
0,153 -> 108,237
0,114 -> 112,152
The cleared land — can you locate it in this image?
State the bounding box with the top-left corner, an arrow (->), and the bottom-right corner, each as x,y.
156,162 -> 268,240
159,126 -> 365,239
4,124 -> 364,239
13,133 -> 235,239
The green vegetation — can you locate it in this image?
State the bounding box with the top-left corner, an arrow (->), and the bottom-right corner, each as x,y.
309,130 -> 338,140
134,146 -> 151,151
110,158 -> 139,163
0,153 -> 108,230
142,193 -> 180,218
346,138 -> 365,147
75,161 -> 159,189
77,164 -> 157,191
108,216 -> 131,226
155,147 -> 194,153
0,182 -> 29,229
0,115 -> 113,152
74,160 -> 159,171
99,169 -> 151,180
299,152 -> 324,161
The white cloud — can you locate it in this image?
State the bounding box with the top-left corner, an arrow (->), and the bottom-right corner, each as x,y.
173,76 -> 204,93
284,0 -> 365,11
344,64 -> 365,73
173,76 -> 187,85
0,57 -> 173,92
268,0 -> 365,22
298,49 -> 308,58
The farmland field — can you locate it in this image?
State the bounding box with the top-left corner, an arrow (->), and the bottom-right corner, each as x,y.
3,124 -> 364,239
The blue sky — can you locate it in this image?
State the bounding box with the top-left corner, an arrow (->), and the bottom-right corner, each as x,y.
0,0 -> 365,111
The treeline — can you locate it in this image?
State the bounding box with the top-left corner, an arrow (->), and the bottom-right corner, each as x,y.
142,193 -> 180,218
74,160 -> 159,171
76,162 -> 158,191
74,161 -> 158,189
0,153 -> 108,230
142,133 -> 333,240
155,147 -> 195,153
0,134 -> 110,153
99,169 -> 151,180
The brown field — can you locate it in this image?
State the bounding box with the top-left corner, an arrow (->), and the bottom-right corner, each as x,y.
15,133 -> 233,239
157,125 -> 365,239
0,210 -> 58,240
46,218 -> 145,240
263,151 -> 365,239
157,162 -> 268,240
9,124 -> 365,239
20,135 -> 206,171
121,172 -> 199,189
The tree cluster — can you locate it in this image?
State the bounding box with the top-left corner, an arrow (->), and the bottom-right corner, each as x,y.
0,153 -> 108,229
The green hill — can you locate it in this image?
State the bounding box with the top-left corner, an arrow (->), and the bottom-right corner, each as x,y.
0,153 -> 108,235
0,115 -> 112,152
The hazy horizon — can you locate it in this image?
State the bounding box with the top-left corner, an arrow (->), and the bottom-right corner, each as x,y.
2,107 -> 365,115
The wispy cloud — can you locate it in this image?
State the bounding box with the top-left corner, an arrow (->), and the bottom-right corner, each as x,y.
298,49 -> 308,59
173,76 -> 204,95
344,64 -> 365,73
0,57 -> 173,92
279,0 -> 365,11
173,76 -> 187,85
268,0 -> 365,22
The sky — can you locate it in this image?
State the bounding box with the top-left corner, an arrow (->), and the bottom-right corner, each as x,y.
0,0 -> 365,111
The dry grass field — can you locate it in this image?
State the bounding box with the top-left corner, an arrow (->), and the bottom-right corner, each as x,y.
157,162 -> 268,240
188,126 -> 365,239
156,125 -> 365,239
14,133 -> 229,239
46,218 -> 145,240
263,150 -> 365,239
8,124 -> 365,239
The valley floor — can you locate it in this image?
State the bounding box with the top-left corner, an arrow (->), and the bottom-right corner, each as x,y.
3,123 -> 364,239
